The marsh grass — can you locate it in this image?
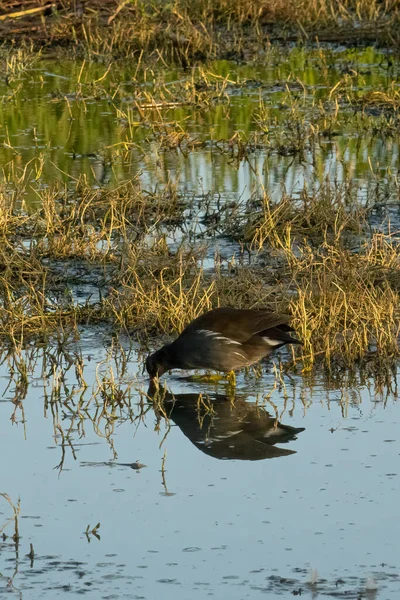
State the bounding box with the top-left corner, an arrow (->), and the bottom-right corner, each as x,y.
239,181 -> 369,250
107,251 -> 215,334
288,233 -> 400,370
2,45 -> 399,185
226,183 -> 400,369
1,168 -> 399,372
1,0 -> 399,59
1,43 -> 400,374
0,493 -> 20,546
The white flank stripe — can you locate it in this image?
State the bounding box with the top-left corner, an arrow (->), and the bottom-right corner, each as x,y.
233,351 -> 247,360
197,329 -> 242,345
197,329 -> 217,337
262,337 -> 283,346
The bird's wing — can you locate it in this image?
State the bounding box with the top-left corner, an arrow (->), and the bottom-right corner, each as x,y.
182,307 -> 292,343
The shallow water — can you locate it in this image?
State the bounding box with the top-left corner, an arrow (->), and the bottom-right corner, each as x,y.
1,46 -> 400,214
0,332 -> 399,598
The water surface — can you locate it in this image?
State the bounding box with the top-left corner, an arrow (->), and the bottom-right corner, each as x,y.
0,332 -> 399,598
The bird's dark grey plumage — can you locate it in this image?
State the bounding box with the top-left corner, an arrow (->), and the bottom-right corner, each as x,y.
145,307 -> 301,379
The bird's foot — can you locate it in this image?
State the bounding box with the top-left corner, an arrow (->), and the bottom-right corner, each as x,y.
188,373 -> 226,383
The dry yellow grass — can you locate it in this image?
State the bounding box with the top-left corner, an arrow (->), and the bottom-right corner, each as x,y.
287,232 -> 400,369
1,0 -> 399,58
1,163 -> 399,372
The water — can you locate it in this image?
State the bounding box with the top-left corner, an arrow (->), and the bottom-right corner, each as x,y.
0,332 -> 399,598
1,46 -> 400,212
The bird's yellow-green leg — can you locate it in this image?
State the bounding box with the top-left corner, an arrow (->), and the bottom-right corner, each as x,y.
227,370 -> 236,387
190,373 -> 226,383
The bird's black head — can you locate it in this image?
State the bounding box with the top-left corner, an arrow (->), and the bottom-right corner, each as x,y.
145,346 -> 171,379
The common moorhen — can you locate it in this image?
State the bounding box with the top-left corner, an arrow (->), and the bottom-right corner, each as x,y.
146,307 -> 301,379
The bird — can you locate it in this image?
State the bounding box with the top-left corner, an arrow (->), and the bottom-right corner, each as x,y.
145,307 -> 301,380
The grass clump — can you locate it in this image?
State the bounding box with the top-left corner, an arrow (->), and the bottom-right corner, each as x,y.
287,232 -> 400,370
107,250 -> 216,335
228,181 -> 369,252
219,183 -> 400,369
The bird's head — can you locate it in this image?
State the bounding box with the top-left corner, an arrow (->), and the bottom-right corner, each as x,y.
145,347 -> 171,379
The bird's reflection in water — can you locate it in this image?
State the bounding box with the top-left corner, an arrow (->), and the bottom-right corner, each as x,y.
148,387 -> 305,461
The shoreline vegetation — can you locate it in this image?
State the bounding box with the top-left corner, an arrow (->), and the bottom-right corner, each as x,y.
0,2 -> 400,378
1,174 -> 399,373
1,0 -> 400,60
